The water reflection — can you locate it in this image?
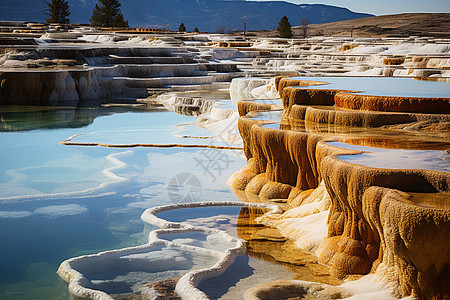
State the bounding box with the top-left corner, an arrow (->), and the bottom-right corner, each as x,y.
0,104 -> 156,132
329,141 -> 450,172
249,110 -> 450,151
407,192 -> 450,210
0,105 -> 244,299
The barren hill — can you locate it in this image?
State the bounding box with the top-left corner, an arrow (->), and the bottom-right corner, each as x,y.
253,13 -> 450,38
0,0 -> 372,32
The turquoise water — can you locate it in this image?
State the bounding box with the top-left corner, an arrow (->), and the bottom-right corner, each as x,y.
0,105 -> 244,299
328,141 -> 450,172
290,76 -> 450,98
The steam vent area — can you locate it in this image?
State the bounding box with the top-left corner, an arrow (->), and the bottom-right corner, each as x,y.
0,30 -> 449,300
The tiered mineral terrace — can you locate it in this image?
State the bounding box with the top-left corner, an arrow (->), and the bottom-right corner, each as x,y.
232,76 -> 449,299
1,32 -> 450,108
0,31 -> 449,299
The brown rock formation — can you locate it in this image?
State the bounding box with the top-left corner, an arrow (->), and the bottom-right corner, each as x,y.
142,278 -> 181,300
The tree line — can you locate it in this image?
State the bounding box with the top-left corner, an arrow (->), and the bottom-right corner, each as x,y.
44,0 -> 308,37
44,0 -> 128,27
44,0 -> 199,31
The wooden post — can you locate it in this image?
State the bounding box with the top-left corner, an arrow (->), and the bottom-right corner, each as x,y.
243,20 -> 247,39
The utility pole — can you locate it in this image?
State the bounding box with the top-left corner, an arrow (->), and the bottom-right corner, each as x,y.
243,20 -> 247,39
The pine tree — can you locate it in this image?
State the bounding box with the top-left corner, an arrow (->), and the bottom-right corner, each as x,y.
90,0 -> 128,28
178,23 -> 186,32
277,16 -> 293,38
43,0 -> 70,24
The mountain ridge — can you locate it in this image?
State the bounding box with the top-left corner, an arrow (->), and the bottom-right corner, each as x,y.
0,0 -> 373,32
283,13 -> 450,39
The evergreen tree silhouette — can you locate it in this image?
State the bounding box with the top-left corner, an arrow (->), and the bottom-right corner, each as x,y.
277,16 -> 293,38
178,23 -> 186,32
90,0 -> 128,27
43,0 -> 70,24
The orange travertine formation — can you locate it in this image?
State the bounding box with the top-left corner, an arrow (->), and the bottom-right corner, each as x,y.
237,101 -> 278,117
383,57 -> 406,65
334,93 -> 450,114
277,76 -> 450,115
232,77 -> 450,299
0,71 -> 70,105
275,77 -> 327,92
217,41 -> 252,48
363,187 -> 450,299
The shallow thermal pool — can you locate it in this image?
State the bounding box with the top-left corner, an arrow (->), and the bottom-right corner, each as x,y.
71,244 -> 220,296
59,202 -> 296,299
290,76 -> 450,98
0,104 -> 246,299
248,110 -> 450,150
156,206 -> 242,236
329,141 -> 450,172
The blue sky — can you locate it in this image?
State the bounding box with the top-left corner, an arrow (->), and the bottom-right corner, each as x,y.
254,0 -> 450,15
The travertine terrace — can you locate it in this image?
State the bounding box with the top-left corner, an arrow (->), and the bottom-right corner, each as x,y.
232,76 -> 449,299
1,29 -> 450,107
1,27 -> 449,299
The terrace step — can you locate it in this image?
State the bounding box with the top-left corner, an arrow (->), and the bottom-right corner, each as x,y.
162,81 -> 230,92
106,55 -> 185,65
114,75 -> 216,88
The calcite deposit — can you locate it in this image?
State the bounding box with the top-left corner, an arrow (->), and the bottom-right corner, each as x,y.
232,76 -> 450,299
2,30 -> 450,300
2,32 -> 450,108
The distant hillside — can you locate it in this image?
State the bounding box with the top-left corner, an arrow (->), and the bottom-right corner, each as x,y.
254,13 -> 450,38
0,0 -> 373,32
